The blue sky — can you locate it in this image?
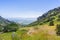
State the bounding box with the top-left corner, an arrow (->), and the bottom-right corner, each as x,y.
0,0 -> 60,18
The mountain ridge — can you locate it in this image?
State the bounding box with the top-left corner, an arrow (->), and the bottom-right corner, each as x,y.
28,7 -> 60,26
0,16 -> 12,26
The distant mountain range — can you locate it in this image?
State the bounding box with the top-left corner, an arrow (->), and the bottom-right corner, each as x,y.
0,16 -> 37,25
7,18 -> 37,25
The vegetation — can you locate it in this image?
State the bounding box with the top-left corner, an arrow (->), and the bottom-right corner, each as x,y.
49,21 -> 54,26
3,22 -> 19,32
56,24 -> 60,36
0,7 -> 60,40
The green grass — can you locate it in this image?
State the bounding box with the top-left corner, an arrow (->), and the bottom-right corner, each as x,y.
0,25 -> 60,40
0,32 -> 12,40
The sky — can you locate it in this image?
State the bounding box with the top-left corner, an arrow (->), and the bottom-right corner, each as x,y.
0,0 -> 60,18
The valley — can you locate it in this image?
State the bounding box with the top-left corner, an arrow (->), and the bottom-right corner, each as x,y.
0,7 -> 60,40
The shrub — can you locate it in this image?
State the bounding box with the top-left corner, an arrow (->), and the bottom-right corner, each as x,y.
39,22 -> 43,25
49,21 -> 54,26
57,15 -> 60,21
56,24 -> 60,36
57,18 -> 60,21
0,26 -> 3,32
58,15 -> 60,18
3,22 -> 19,32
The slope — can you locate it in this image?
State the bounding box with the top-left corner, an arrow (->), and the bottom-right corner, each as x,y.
28,7 -> 60,26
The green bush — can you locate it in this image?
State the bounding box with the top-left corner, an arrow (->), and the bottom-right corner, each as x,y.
56,24 -> 60,36
3,22 -> 19,32
0,26 -> 3,32
57,15 -> 60,21
58,15 -> 60,18
49,21 -> 54,26
57,18 -> 60,21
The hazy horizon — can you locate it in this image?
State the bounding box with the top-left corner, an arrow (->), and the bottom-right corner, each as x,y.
0,0 -> 60,18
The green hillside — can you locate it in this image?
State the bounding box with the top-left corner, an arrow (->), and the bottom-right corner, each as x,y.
27,7 -> 60,26
0,16 -> 19,32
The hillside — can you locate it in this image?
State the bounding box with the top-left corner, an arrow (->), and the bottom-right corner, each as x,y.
28,7 -> 60,26
37,7 -> 60,25
0,16 -> 12,26
0,16 -> 19,32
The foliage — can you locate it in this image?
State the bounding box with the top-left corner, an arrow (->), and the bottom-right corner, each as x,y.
49,21 -> 54,26
3,22 -> 19,32
0,26 -> 3,32
56,24 -> 60,36
58,15 -> 60,18
57,15 -> 60,21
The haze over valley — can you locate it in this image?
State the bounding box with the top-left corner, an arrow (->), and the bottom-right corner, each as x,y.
7,18 -> 37,25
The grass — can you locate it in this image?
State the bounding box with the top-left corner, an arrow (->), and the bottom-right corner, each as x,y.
0,32 -> 12,40
0,25 -> 60,40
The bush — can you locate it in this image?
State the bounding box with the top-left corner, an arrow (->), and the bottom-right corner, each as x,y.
56,24 -> 60,36
58,15 -> 60,18
3,22 -> 19,32
49,21 -> 54,26
57,18 -> 60,21
0,26 -> 3,32
39,23 -> 43,25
